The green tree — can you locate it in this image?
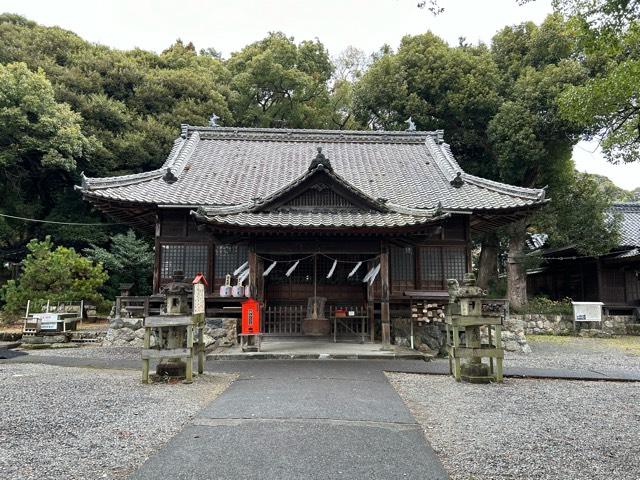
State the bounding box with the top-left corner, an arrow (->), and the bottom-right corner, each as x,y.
0,62 -> 98,249
537,0 -> 640,163
1,237 -> 108,315
84,230 -> 154,298
227,32 -> 335,128
533,172 -> 621,254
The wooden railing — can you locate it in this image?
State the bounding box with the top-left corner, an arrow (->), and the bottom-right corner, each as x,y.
328,305 -> 369,338
263,305 -> 305,335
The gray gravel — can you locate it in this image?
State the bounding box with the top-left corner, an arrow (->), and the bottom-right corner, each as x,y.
19,346 -> 141,360
387,372 -> 640,480
0,363 -> 234,479
506,335 -> 640,373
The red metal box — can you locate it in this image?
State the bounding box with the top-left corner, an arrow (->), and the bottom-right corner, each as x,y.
241,298 -> 261,334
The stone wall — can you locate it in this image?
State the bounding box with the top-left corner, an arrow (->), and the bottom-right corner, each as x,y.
393,315 -> 531,355
102,317 -> 237,348
517,314 -> 634,337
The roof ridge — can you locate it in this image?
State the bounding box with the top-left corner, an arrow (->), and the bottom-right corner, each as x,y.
181,124 -> 441,144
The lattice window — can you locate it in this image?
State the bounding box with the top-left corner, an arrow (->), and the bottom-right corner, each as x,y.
420,247 -> 443,289
214,244 -> 248,277
443,247 -> 466,282
160,244 -> 208,282
391,246 -> 415,282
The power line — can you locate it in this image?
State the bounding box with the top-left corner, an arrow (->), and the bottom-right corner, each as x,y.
0,213 -> 121,227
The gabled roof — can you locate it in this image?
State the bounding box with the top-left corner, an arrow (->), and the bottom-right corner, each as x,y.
611,202 -> 640,247
79,125 -> 547,231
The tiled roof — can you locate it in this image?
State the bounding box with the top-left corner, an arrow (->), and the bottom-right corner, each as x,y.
192,207 -> 445,229
612,203 -> 640,247
80,126 -> 546,227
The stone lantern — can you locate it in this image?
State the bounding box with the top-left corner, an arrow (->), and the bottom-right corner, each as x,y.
446,272 -> 504,383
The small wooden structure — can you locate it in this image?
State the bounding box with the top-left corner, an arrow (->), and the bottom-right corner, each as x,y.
446,273 -> 504,383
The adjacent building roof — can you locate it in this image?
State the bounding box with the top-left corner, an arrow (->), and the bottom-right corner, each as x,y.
612,202 -> 640,247
79,125 -> 546,231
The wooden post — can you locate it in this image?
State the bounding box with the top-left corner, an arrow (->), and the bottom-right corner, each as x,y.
184,325 -> 193,384
142,327 -> 151,384
367,260 -> 375,343
380,241 -> 391,350
248,244 -> 258,299
153,213 -> 161,294
197,326 -> 204,374
495,324 -> 503,382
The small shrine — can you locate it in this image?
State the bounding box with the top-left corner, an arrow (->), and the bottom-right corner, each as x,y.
446,273 -> 505,383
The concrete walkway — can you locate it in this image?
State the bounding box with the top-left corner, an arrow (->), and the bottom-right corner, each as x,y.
130,360 -> 449,480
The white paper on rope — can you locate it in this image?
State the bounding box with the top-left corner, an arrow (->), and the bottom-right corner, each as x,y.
238,269 -> 250,284
362,264 -> 378,283
326,260 -> 337,279
348,261 -> 363,278
263,261 -> 277,277
368,264 -> 381,285
285,260 -> 300,277
233,262 -> 248,276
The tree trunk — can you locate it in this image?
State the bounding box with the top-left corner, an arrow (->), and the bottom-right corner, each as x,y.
507,220 -> 528,310
477,232 -> 498,291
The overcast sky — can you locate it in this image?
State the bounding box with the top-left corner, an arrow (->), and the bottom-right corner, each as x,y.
4,0 -> 640,190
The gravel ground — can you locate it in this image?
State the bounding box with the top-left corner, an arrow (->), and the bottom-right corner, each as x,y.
506,335 -> 640,373
388,372 -> 640,480
18,346 -> 141,360
0,363 -> 234,480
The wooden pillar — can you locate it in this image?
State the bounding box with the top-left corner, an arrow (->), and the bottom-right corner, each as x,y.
380,241 -> 391,350
153,212 -> 161,294
367,260 -> 375,343
248,242 -> 258,299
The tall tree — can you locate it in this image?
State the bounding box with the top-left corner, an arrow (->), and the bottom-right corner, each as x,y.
227,32 -> 335,128
0,62 -> 98,249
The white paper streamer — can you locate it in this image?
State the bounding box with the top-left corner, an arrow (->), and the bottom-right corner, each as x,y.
233,262 -> 248,276
368,264 -> 381,285
238,269 -> 250,284
326,260 -> 337,279
362,264 -> 378,283
262,261 -> 277,277
285,260 -> 300,277
348,261 -> 362,278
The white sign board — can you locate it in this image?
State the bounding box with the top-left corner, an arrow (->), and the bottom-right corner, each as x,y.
193,283 -> 205,315
33,313 -> 60,330
572,302 -> 604,322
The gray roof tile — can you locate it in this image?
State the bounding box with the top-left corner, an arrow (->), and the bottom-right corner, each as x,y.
81,126 -> 546,225
612,203 -> 640,247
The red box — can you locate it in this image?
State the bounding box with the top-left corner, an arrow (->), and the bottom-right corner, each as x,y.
241,298 -> 261,334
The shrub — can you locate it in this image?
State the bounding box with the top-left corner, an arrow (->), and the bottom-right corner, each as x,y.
84,230 -> 153,298
514,296 -> 573,315
1,237 -> 108,315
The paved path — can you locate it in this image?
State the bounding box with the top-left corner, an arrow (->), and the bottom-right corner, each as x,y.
130,360 -> 449,480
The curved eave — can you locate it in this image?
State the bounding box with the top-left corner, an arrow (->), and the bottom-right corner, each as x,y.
190,209 -> 451,235
80,191 -> 157,233
466,200 -> 549,233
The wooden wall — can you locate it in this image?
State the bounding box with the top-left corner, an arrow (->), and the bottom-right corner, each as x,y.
153,209 -> 472,299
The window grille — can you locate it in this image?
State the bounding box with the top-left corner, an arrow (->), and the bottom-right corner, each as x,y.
419,246 -> 467,289
214,244 -> 248,277
391,246 -> 415,281
443,247 -> 466,282
160,244 -> 208,282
